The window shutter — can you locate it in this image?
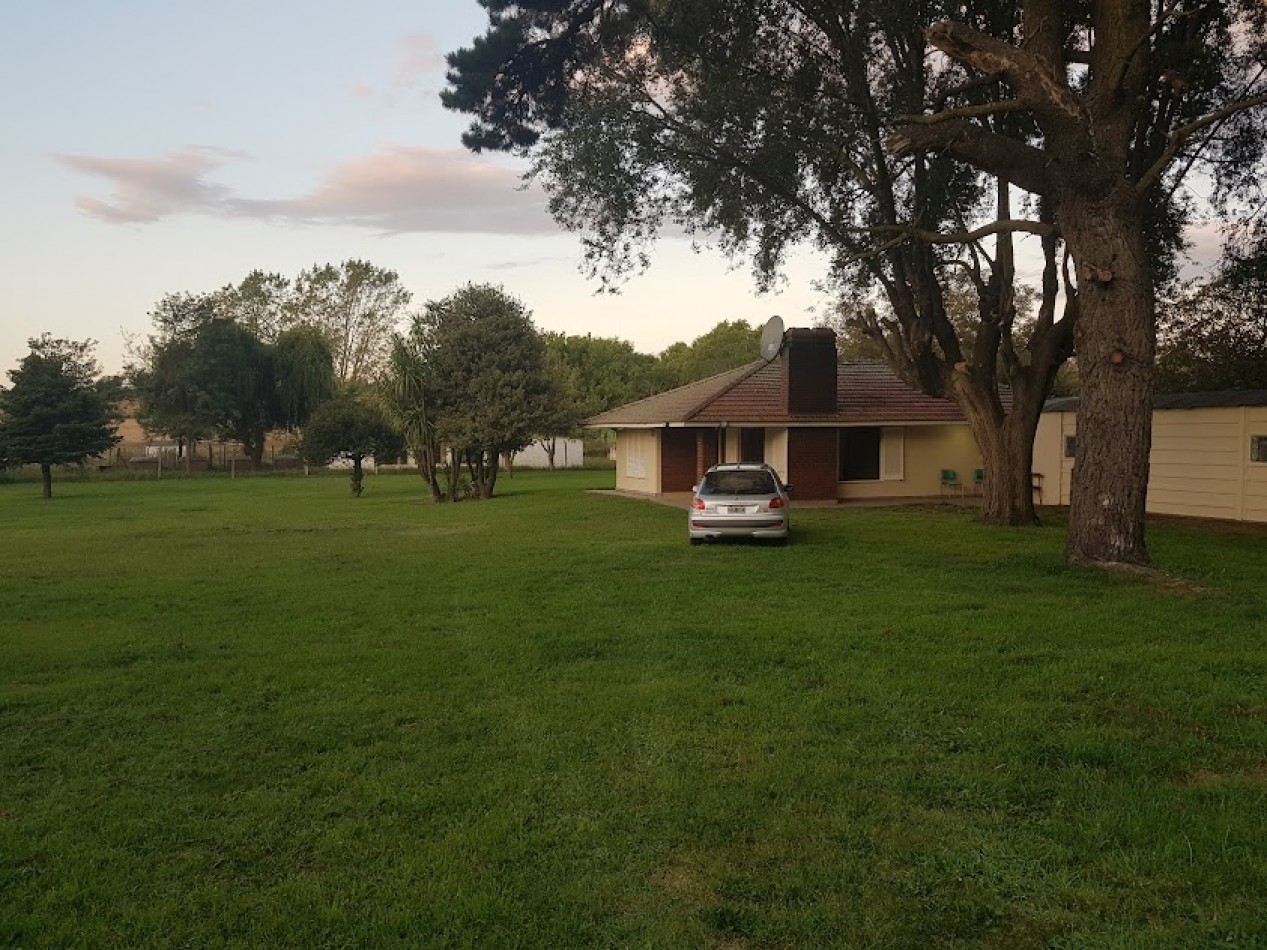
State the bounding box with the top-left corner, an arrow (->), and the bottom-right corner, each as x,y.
880,427 -> 904,481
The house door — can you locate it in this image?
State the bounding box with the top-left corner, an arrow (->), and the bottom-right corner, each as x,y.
740,427 -> 765,462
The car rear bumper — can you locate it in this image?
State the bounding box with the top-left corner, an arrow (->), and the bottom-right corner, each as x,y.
689,517 -> 788,539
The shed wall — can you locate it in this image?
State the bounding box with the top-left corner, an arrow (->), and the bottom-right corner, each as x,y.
1033,405 -> 1267,523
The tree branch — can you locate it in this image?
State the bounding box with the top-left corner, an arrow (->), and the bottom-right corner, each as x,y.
1137,92 -> 1267,195
925,20 -> 1082,124
857,218 -> 1056,244
888,120 -> 1055,196
899,99 -> 1027,124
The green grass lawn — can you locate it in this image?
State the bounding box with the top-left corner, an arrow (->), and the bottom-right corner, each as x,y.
2,470 -> 1266,947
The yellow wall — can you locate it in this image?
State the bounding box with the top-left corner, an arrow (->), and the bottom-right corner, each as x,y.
766,428 -> 790,485
615,429 -> 661,494
1246,408 -> 1267,523
1033,406 -> 1267,523
838,424 -> 981,499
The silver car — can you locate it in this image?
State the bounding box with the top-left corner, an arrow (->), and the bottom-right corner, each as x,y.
689,463 -> 792,545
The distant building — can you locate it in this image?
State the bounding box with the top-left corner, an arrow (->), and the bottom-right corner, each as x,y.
1035,391 -> 1267,523
585,328 -> 983,501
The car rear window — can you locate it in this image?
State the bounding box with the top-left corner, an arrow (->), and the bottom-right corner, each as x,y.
699,471 -> 777,496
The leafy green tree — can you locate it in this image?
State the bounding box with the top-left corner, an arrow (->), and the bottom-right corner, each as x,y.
135,314 -> 335,466
656,320 -> 762,388
292,260 -> 412,386
214,270 -> 295,342
1156,277 -> 1267,394
545,332 -> 661,416
445,1 -> 1267,564
382,336 -> 445,501
0,336 -> 119,498
300,394 -> 400,497
389,284 -> 558,500
273,326 -> 338,430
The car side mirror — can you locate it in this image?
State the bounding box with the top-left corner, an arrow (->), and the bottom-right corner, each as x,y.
784,484 -> 794,494
691,485 -> 699,493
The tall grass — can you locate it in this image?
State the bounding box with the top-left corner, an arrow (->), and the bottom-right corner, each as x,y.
2,471 -> 1265,947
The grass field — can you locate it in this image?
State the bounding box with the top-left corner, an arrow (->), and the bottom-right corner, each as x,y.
2,470 -> 1266,947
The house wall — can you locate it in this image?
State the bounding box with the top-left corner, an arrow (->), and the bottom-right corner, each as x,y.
613,423 -> 982,501
616,429 -> 661,494
1032,413 -> 1065,506
787,428 -> 839,500
1246,407 -> 1267,523
1033,406 -> 1267,523
837,424 -> 981,499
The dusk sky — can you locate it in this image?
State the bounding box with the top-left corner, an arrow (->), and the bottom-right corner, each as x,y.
2,2 -> 1222,379
1,0 -> 836,377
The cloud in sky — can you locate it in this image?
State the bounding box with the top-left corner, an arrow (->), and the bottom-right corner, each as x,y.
348,32 -> 447,107
55,147 -> 243,224
56,145 -> 557,236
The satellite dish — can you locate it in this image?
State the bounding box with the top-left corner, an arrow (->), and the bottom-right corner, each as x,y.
759,315 -> 785,361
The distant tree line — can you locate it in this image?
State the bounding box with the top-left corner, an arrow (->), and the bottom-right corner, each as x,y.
1,256 -> 797,501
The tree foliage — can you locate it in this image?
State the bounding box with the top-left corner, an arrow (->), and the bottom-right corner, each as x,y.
445,0 -> 1267,564
543,332 -> 661,418
1156,244 -> 1267,392
132,301 -> 335,464
385,284 -> 559,500
656,320 -> 762,388
300,394 -> 401,497
0,336 -> 119,498
292,260 -> 412,387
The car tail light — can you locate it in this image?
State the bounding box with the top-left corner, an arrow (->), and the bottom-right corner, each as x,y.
690,498 -> 706,510
768,496 -> 785,509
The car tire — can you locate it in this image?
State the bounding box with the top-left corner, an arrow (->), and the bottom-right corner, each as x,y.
689,538 -> 703,546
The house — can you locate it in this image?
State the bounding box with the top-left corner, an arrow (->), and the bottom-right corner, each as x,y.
584,328 -> 983,500
1034,391 -> 1267,523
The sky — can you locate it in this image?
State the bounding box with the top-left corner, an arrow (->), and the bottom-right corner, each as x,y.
1,0 -> 839,378
1,2 -> 1225,380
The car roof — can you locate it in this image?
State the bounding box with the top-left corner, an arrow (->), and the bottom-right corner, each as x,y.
705,463 -> 776,473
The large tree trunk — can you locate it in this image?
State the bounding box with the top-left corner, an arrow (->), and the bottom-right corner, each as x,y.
954,384 -> 1041,526
40,463 -> 52,500
481,451 -> 500,499
1061,192 -> 1155,565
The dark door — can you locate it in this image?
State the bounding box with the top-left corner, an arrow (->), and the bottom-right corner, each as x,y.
740,427 -> 765,462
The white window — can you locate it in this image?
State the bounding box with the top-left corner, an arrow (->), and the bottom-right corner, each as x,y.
1251,435 -> 1267,464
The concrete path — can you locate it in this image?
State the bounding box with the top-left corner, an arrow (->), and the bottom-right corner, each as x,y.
586,489 -> 983,511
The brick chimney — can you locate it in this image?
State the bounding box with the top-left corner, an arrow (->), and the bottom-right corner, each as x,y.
781,328 -> 838,414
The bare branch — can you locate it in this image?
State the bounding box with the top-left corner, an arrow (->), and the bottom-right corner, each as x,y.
888,120 -> 1055,196
925,21 -> 1083,124
899,99 -> 1027,125
860,219 -> 1055,241
1137,92 -> 1267,195
930,72 -> 1004,111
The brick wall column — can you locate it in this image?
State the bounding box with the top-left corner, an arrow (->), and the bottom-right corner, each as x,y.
787,428 -> 839,500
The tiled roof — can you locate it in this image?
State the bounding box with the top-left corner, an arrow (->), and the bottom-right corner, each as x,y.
583,363 -> 761,426
1045,389 -> 1267,413
584,358 -> 968,427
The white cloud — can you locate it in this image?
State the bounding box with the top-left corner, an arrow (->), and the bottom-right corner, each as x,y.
56,145 -> 558,236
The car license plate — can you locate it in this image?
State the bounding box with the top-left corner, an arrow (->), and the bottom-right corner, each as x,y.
726,505 -> 747,514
